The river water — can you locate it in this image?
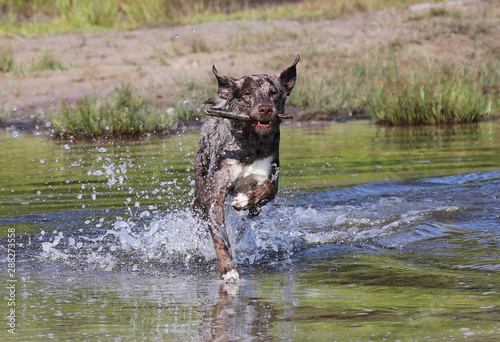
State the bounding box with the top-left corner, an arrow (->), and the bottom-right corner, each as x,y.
1,120 -> 499,341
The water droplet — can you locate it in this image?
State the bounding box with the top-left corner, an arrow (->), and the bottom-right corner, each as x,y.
12,106 -> 17,112
40,159 -> 45,164
12,131 -> 19,138
64,144 -> 70,150
191,28 -> 195,33
174,34 -> 180,38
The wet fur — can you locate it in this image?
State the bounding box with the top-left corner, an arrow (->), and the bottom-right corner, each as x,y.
194,56 -> 299,281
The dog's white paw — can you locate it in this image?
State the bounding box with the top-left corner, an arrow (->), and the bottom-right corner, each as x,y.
222,269 -> 240,282
231,193 -> 249,210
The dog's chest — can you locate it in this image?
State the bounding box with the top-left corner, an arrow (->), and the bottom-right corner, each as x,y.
230,156 -> 273,190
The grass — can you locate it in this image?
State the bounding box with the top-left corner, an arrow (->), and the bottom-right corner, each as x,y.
285,46 -> 499,125
48,85 -> 172,138
0,47 -> 14,73
33,53 -> 69,72
46,52 -> 500,138
368,64 -> 493,125
48,83 -> 207,138
48,56 -> 495,138
288,55 -> 371,116
0,50 -> 70,76
1,0 -> 444,36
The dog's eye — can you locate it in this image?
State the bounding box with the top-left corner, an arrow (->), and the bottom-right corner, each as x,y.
243,89 -> 254,97
269,90 -> 278,97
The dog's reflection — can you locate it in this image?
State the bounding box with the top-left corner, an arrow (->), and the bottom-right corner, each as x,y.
199,282 -> 273,341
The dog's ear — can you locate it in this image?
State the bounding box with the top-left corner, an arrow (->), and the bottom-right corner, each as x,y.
278,55 -> 300,96
204,96 -> 225,106
212,65 -> 235,99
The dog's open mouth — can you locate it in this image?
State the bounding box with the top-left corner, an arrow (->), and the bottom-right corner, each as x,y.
251,121 -> 271,130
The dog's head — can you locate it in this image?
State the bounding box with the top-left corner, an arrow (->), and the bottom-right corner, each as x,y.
206,56 -> 299,137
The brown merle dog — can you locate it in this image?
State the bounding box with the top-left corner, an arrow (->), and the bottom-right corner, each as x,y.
194,56 -> 299,281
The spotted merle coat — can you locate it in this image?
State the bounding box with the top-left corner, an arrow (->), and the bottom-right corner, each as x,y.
194,56 -> 300,281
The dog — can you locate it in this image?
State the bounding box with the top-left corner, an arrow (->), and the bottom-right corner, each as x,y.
194,56 -> 299,281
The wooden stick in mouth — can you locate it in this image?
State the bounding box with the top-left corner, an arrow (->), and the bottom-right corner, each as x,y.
205,108 -> 294,121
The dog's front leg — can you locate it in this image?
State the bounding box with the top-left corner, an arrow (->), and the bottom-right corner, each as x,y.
207,188 -> 239,281
232,163 -> 280,213
231,179 -> 278,212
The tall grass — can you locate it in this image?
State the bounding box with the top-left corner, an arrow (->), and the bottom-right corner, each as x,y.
48,83 -> 207,138
47,58 -> 498,138
288,57 -> 371,116
48,85 -> 173,137
369,64 -> 493,125
287,51 -> 495,125
1,0 -> 443,36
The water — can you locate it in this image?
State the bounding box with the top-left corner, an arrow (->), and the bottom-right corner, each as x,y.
1,120 -> 499,341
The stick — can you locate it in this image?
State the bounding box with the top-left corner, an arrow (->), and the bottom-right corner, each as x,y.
205,108 -> 294,121
205,108 -> 250,121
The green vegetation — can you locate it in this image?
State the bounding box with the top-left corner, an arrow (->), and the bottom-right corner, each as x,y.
47,55 -> 500,137
0,49 -> 70,76
48,84 -> 200,138
33,53 -> 69,72
369,64 -> 492,125
1,0 -> 441,36
0,47 -> 14,72
288,52 -> 498,125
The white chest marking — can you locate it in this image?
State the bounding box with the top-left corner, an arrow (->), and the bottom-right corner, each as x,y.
232,156 -> 273,185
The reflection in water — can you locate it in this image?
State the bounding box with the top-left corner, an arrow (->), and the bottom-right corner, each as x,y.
199,283 -> 272,341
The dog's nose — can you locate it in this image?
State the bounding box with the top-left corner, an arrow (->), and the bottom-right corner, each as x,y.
258,105 -> 273,120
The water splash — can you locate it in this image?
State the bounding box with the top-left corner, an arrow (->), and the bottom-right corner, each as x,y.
34,170 -> 499,274
37,197 -> 461,274
40,209 -> 215,273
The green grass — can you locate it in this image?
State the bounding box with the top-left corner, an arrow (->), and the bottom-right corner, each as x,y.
48,85 -> 171,138
286,49 -> 497,125
1,0 -> 444,36
0,47 -> 14,73
288,56 -> 371,116
33,53 -> 69,72
0,50 -> 69,75
47,56 -> 498,138
368,63 -> 493,125
48,83 -> 207,138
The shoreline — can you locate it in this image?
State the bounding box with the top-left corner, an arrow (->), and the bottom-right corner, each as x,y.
1,1 -> 499,136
